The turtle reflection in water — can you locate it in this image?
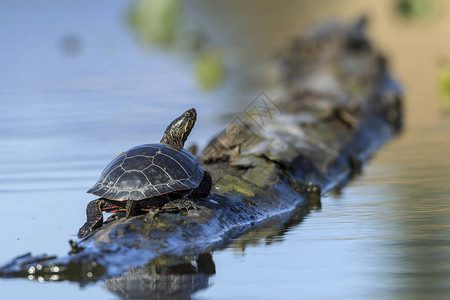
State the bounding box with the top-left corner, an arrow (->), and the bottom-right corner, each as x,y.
78,108 -> 212,237
105,253 -> 215,299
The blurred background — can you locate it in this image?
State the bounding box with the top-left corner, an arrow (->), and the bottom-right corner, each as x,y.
1,0 -> 450,299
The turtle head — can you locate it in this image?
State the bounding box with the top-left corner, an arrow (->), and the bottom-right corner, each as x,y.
160,108 -> 197,149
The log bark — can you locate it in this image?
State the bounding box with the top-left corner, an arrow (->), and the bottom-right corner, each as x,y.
0,18 -> 403,285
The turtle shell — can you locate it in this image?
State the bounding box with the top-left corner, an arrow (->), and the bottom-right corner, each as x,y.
87,144 -> 204,201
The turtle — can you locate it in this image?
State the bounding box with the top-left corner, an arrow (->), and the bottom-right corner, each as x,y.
78,108 -> 212,237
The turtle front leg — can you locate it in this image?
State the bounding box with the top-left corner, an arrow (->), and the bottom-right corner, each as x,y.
78,199 -> 120,237
162,199 -> 198,213
163,171 -> 211,213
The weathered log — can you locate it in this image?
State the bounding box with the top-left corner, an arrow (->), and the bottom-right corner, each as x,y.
0,18 -> 402,286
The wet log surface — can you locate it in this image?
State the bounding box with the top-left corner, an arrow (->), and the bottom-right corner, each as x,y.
0,18 -> 403,288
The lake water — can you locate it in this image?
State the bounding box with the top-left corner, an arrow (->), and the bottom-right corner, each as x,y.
1,1 -> 450,299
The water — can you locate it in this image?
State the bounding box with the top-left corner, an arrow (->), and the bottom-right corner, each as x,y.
1,1 -> 450,299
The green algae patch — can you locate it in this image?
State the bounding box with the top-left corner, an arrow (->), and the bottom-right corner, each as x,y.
242,157 -> 279,189
215,173 -> 256,198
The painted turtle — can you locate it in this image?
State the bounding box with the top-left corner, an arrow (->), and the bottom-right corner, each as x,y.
78,108 -> 211,237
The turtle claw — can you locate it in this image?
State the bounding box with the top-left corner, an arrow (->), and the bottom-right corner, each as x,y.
162,199 -> 198,213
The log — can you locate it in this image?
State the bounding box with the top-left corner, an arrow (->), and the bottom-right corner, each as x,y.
0,18 -> 403,287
